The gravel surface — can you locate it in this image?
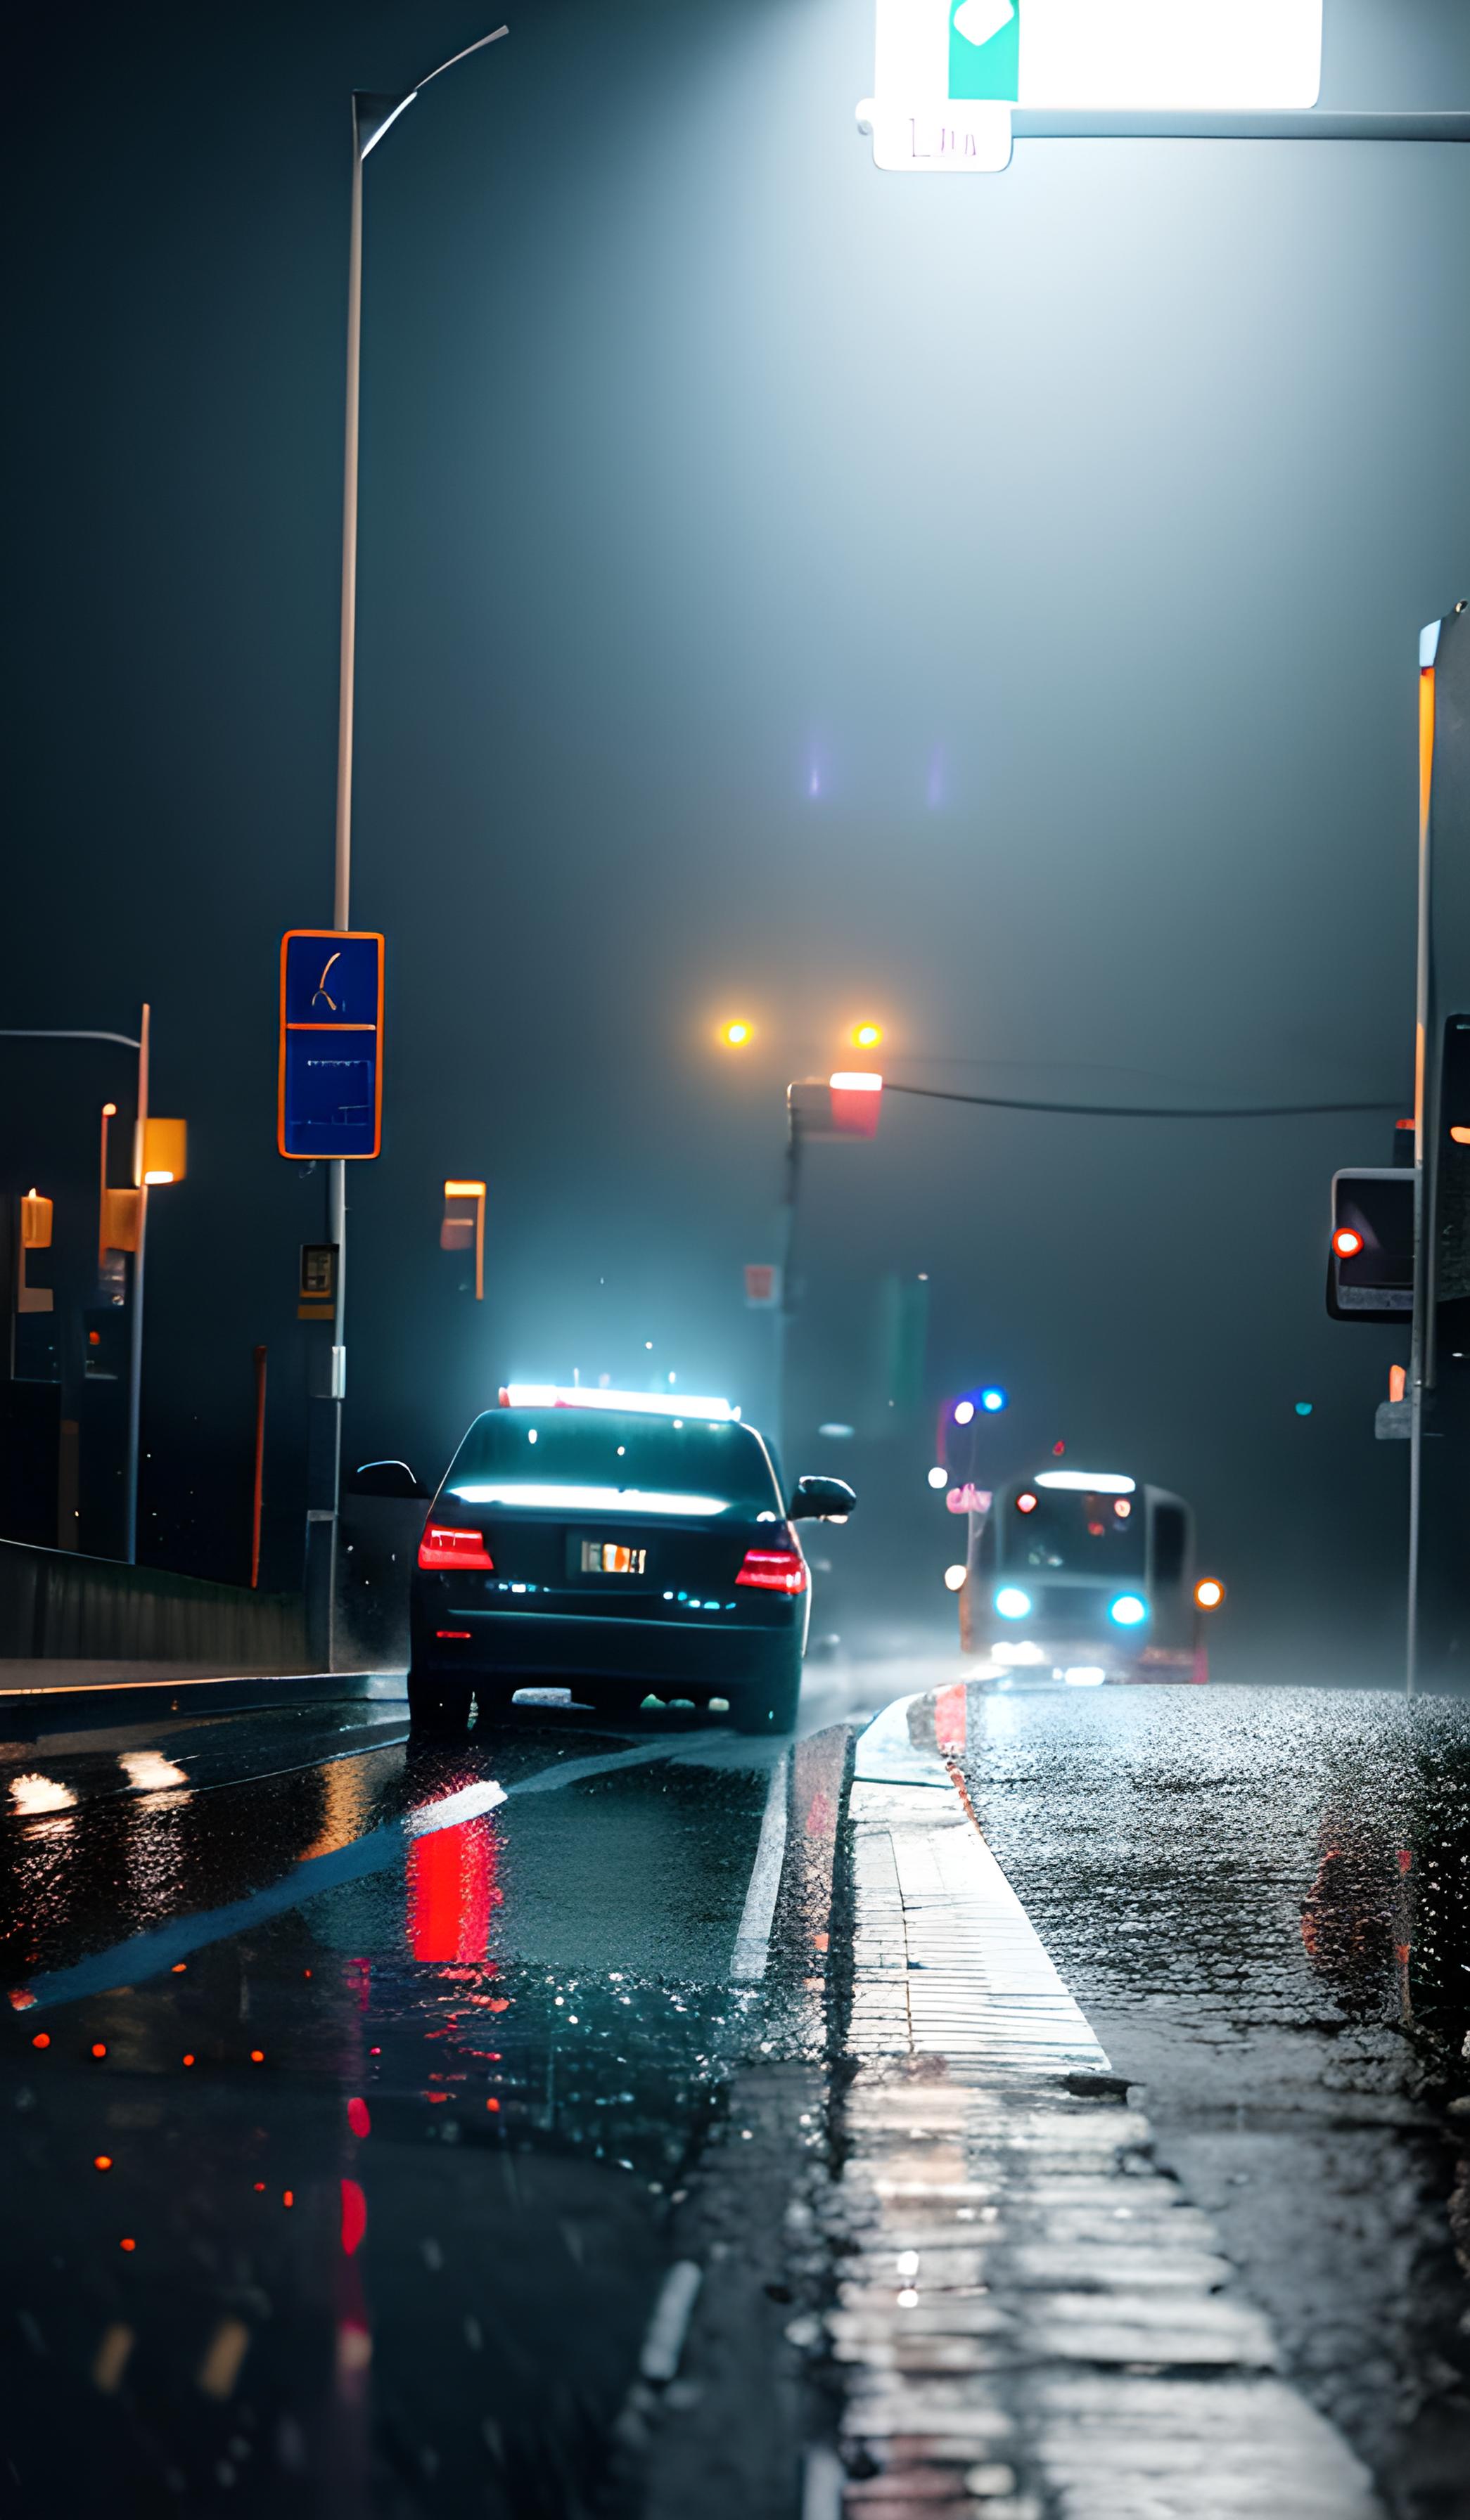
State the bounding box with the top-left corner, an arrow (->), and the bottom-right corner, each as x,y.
954,1682 -> 1470,2518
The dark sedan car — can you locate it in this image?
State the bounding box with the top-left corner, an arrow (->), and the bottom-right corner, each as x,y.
360,1395 -> 855,1733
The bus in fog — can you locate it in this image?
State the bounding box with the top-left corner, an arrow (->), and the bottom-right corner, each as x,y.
958,1467 -> 1205,1683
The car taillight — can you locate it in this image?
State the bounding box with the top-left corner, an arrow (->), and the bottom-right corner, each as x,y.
418,1524 -> 494,1571
736,1546 -> 808,1595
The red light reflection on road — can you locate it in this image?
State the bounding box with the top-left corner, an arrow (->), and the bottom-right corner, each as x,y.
340,2178 -> 367,2256
406,1815 -> 503,1963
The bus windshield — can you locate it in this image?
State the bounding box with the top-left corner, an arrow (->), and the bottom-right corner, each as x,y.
1000,1487 -> 1146,1576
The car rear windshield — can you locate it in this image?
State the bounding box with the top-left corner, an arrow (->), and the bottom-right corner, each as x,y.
441,1410 -> 784,1519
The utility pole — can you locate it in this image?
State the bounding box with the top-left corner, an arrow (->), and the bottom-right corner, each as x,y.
1407,600 -> 1470,1694
309,30 -> 508,1671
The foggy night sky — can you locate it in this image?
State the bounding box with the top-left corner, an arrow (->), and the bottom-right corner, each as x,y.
4,0 -> 1470,1672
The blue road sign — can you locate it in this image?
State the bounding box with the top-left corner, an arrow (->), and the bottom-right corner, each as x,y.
278,930 -> 384,1160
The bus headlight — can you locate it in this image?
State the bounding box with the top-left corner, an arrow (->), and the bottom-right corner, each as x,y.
1108,1593 -> 1148,1627
995,1586 -> 1032,1620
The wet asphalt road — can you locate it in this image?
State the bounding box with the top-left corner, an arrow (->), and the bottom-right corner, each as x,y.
0,1661 -> 882,2520
952,1680 -> 1470,2519
4,1668 -> 1470,2519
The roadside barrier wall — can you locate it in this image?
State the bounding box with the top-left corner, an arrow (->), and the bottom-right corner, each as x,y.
0,1535 -> 308,1667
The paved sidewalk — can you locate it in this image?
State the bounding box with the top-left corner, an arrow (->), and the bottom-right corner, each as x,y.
831,1695 -> 1383,2519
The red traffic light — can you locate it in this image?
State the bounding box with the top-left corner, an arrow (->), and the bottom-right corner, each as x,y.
827,1071 -> 883,1138
1331,1226 -> 1364,1260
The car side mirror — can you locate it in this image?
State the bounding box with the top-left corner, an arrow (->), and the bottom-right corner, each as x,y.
788,1474 -> 857,1521
350,1458 -> 428,1500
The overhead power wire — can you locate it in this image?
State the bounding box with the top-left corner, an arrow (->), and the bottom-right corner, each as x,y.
883,1081 -> 1403,1121
0,1028 -> 142,1050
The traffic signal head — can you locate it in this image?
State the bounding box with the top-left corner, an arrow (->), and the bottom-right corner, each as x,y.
1195,1577 -> 1225,1611
441,1181 -> 487,1299
1327,1169 -> 1412,1323
141,1117 -> 186,1185
827,1072 -> 883,1137
20,1190 -> 52,1251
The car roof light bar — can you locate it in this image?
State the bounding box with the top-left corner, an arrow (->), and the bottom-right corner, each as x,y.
1034,1470 -> 1136,1493
499,1384 -> 739,1421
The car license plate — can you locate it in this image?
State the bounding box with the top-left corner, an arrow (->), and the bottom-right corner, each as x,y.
578,1540 -> 647,1576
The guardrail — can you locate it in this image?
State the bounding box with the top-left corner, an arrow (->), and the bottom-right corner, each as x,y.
0,1535 -> 309,1669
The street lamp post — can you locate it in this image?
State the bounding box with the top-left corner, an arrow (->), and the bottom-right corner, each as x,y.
315,27 -> 508,1667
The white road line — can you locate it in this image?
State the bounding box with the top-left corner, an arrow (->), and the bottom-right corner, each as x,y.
729,1749 -> 790,1981
402,1778 -> 507,1833
800,2443 -> 845,2520
638,2259 -> 703,2382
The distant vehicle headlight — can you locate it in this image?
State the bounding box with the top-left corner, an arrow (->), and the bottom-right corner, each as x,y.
1108,1593 -> 1148,1627
995,1586 -> 1032,1620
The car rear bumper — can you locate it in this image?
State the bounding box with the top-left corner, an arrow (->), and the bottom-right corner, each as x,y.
411,1607 -> 800,1689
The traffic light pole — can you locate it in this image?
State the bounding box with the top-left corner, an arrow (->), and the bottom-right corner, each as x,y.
772,1095 -> 804,1474
1405,604 -> 1470,1697
1405,645 -> 1437,1697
